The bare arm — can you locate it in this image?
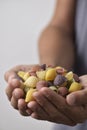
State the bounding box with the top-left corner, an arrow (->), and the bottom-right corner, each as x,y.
38,0 -> 77,70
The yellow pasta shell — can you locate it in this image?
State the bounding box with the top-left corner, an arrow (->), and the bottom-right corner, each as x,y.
17,71 -> 26,79
69,82 -> 82,93
25,88 -> 37,102
65,71 -> 73,81
36,70 -> 46,80
45,68 -> 56,81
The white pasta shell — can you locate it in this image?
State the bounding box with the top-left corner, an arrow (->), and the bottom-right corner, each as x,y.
24,76 -> 39,88
36,70 -> 46,80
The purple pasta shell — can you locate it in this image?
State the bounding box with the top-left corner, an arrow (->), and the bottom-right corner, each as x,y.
54,75 -> 67,86
40,64 -> 46,70
73,73 -> 80,82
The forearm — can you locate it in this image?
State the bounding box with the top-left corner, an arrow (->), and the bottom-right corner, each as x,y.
51,0 -> 77,33
38,25 -> 75,70
38,0 -> 77,70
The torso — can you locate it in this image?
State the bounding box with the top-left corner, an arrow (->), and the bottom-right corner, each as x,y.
75,0 -> 87,75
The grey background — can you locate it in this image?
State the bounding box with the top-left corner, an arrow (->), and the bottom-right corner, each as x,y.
0,0 -> 56,130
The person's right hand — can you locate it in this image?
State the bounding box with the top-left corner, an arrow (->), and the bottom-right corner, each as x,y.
4,64 -> 40,116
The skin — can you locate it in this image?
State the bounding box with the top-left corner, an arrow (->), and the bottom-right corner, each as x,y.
4,0 -> 87,126
4,65 -> 87,126
4,65 -> 35,116
38,0 -> 76,70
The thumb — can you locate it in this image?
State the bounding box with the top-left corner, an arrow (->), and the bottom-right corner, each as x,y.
66,89 -> 87,106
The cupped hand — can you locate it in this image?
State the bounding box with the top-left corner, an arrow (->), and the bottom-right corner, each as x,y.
4,64 -> 40,116
27,87 -> 87,126
5,66 -> 87,125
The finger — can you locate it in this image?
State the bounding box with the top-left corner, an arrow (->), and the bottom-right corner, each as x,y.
8,77 -> 21,88
79,75 -> 87,88
10,88 -> 25,109
33,90 -> 76,124
66,89 -> 87,106
30,112 -> 50,121
30,112 -> 41,120
34,88 -> 78,123
4,65 -> 26,82
5,79 -> 21,100
33,91 -> 59,117
12,88 -> 25,99
72,106 -> 87,123
4,68 -> 18,82
10,96 -> 18,109
4,64 -> 39,81
18,99 -> 31,116
27,101 -> 48,120
5,85 -> 13,100
37,87 -> 66,107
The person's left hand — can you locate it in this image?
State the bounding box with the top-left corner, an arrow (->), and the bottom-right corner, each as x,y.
27,86 -> 87,125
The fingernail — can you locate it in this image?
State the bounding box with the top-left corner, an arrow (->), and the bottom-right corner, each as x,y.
27,102 -> 33,108
67,94 -> 76,106
32,91 -> 38,97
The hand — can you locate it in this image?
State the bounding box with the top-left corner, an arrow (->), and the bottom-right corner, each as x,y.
27,87 -> 87,126
4,64 -> 40,116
